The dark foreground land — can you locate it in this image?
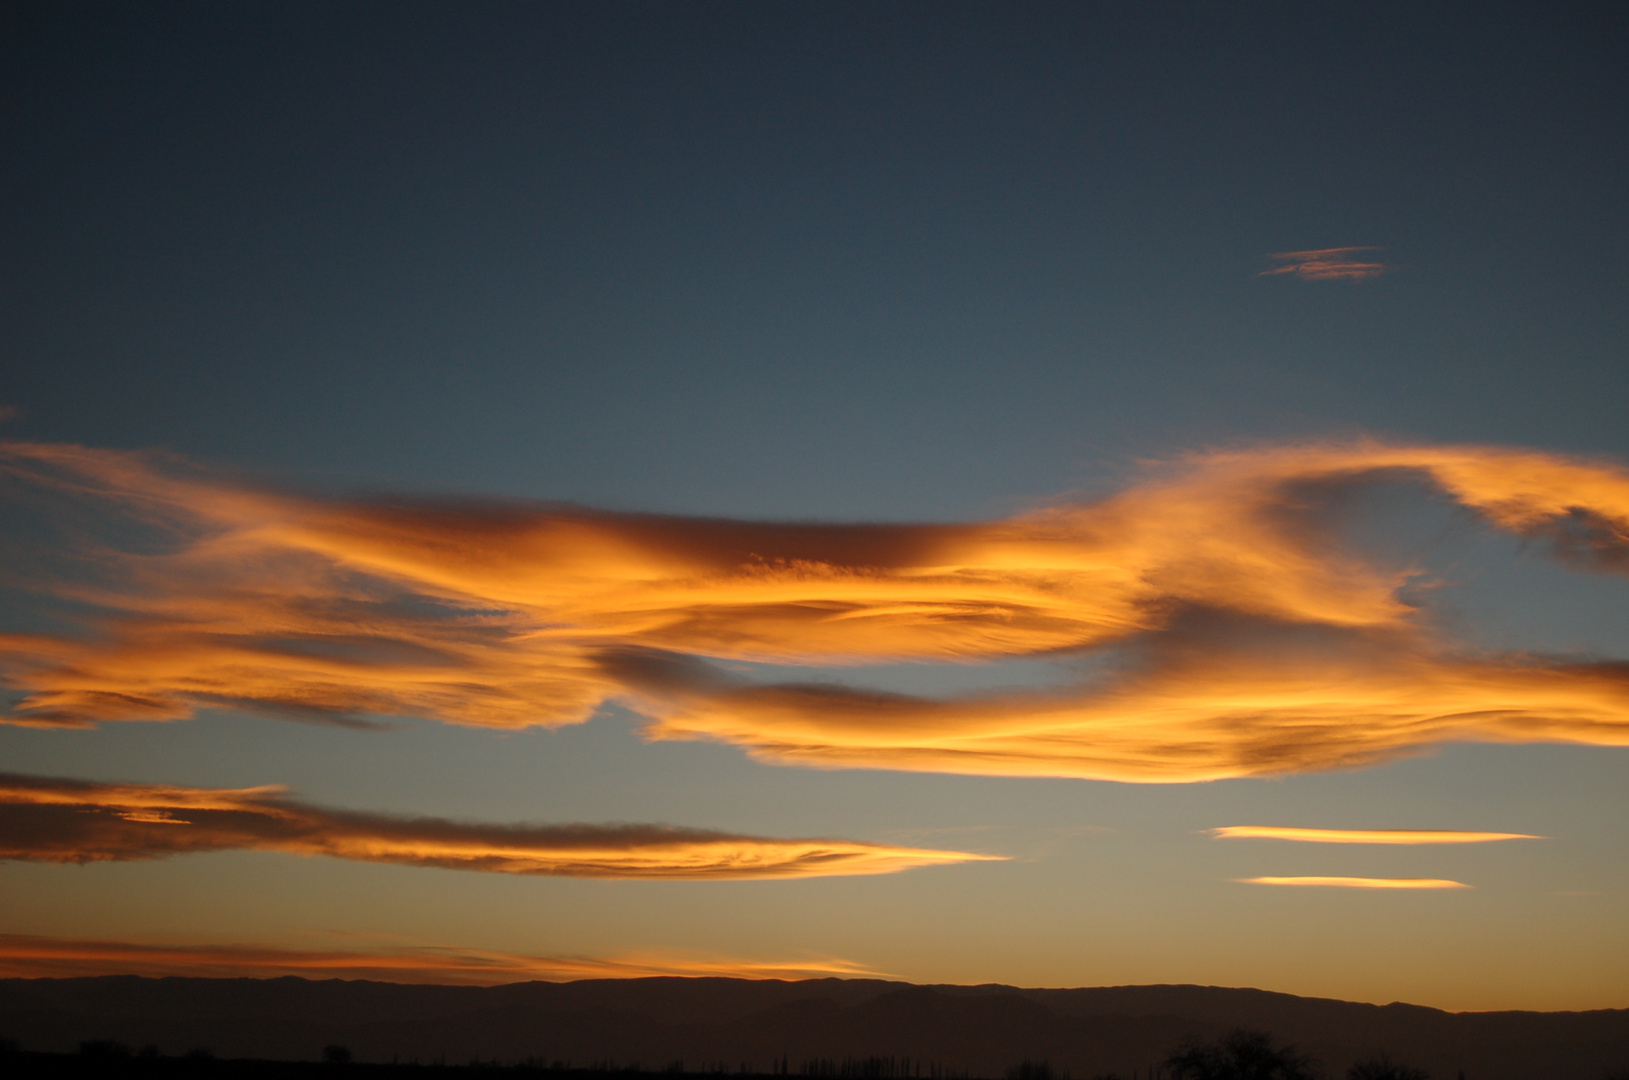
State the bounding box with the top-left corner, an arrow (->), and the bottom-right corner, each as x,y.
0,1055 -> 820,1078
2,975 -> 1627,1080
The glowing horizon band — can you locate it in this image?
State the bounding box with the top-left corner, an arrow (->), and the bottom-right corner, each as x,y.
0,932 -> 889,983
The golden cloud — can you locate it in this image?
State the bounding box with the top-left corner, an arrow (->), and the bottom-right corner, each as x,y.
1259,247 -> 1393,280
1237,877 -> 1471,889
0,932 -> 889,983
1208,826 -> 1543,844
0,773 -> 999,879
2,439 -> 1628,781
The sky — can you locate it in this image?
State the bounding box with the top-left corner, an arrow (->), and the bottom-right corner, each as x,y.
1,1 -> 1627,1013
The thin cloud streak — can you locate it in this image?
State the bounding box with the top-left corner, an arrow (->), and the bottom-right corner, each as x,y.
1260,247 -> 1393,280
0,774 -> 1000,879
0,933 -> 889,983
1239,876 -> 1472,889
2,439 -> 1628,781
1209,826 -> 1544,844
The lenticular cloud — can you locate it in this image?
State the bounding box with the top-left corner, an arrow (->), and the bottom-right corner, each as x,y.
2,439 -> 1627,782
1259,247 -> 1393,280
0,773 -> 998,879
1207,826 -> 1543,844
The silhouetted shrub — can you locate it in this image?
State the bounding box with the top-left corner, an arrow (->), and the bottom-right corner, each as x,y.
1347,1054 -> 1428,1080
1008,1061 -> 1066,1080
1165,1029 -> 1318,1080
138,1043 -> 161,1058
324,1043 -> 354,1064
0,1036 -> 20,1054
801,1056 -> 925,1079
185,1046 -> 215,1060
80,1039 -> 132,1058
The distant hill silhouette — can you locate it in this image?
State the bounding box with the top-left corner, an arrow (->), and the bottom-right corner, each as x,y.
2,975 -> 1625,1080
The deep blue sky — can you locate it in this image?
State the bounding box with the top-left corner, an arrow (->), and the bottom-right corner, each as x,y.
4,1 -> 1625,518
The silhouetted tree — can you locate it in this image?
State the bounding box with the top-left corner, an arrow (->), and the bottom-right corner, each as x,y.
1165,1029 -> 1317,1080
1347,1054 -> 1428,1080
324,1043 -> 354,1065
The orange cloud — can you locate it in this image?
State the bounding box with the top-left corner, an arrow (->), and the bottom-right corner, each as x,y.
0,932 -> 888,983
2,439 -> 1628,781
635,626 -> 1629,781
1208,826 -> 1543,844
1238,877 -> 1471,889
0,773 -> 999,879
1259,247 -> 1393,280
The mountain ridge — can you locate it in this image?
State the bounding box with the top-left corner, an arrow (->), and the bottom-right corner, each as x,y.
2,975 -> 1624,1079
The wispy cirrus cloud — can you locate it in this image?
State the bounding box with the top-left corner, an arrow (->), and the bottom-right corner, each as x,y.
0,932 -> 890,983
1238,876 -> 1471,889
0,773 -> 999,879
2,439 -> 1628,781
1259,247 -> 1393,280
1208,826 -> 1544,844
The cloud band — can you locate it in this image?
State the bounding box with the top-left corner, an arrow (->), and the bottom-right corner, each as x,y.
0,773 -> 999,879
1237,876 -> 1471,889
1208,826 -> 1542,844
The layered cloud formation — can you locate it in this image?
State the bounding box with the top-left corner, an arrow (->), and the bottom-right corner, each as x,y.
0,933 -> 886,983
0,774 -> 996,879
2,439 -> 1627,781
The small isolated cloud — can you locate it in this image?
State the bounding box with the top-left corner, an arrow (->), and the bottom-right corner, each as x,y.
3,439 -> 1628,781
1208,826 -> 1543,844
1260,247 -> 1392,280
0,932 -> 890,983
0,773 -> 1001,879
1238,876 -> 1471,889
